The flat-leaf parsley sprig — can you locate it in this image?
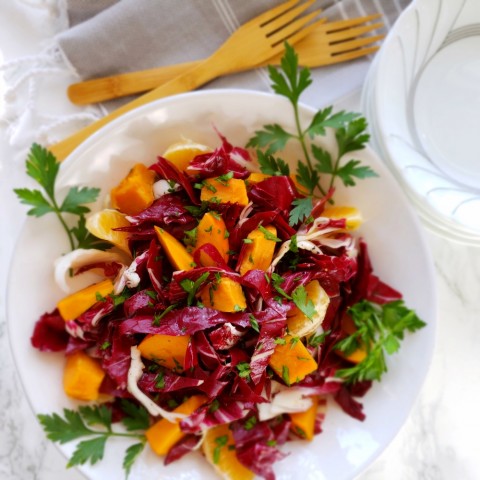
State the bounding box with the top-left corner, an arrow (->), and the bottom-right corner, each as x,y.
38,401 -> 149,478
334,300 -> 426,384
246,42 -> 378,225
14,143 -> 108,251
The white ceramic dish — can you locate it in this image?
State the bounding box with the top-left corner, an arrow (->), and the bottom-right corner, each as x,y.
363,0 -> 480,245
7,90 -> 436,480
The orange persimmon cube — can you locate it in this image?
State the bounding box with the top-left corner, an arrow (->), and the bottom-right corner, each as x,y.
269,335 -> 318,385
138,334 -> 190,372
200,178 -> 249,206
290,396 -> 319,440
154,226 -> 194,271
57,279 -> 114,321
195,211 -> 229,266
63,351 -> 105,401
203,423 -> 255,480
247,172 -> 271,184
199,276 -> 246,313
146,395 -> 207,456
110,163 -> 156,215
238,225 -> 278,275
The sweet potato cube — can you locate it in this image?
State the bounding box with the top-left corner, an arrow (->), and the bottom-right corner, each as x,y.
290,396 -> 319,440
199,276 -> 246,312
63,351 -> 105,401
138,334 -> 190,371
57,279 -> 114,321
146,395 -> 207,456
200,178 -> 248,206
195,211 -> 229,266
203,423 -> 255,480
269,335 -> 318,385
110,163 -> 156,215
154,226 -> 194,271
238,225 -> 278,275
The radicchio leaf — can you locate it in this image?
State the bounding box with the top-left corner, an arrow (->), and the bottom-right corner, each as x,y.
31,309 -> 69,352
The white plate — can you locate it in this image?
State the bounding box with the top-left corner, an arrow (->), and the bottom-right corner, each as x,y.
7,90 -> 436,480
364,0 -> 480,244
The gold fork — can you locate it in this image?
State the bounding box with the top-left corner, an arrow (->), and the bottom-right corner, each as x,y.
50,0 -> 324,161
68,14 -> 383,106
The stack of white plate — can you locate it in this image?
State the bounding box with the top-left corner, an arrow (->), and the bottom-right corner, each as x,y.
362,0 -> 480,245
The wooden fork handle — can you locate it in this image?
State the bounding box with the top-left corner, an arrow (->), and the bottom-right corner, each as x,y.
68,61 -> 200,105
51,57 -> 223,161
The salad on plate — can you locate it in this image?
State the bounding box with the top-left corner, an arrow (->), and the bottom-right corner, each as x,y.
14,45 -> 426,480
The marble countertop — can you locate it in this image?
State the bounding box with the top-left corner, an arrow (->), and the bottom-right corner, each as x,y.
1,3 -> 480,480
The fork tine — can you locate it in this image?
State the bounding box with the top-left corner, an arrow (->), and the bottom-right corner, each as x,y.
268,10 -> 324,45
324,14 -> 382,32
261,0 -> 315,32
328,45 -> 380,63
328,34 -> 384,54
247,0 -> 301,26
325,23 -> 383,43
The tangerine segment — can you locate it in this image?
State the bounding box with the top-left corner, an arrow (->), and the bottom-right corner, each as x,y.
85,209 -> 131,254
322,205 -> 363,230
162,139 -> 212,172
287,280 -> 329,338
203,423 -> 254,480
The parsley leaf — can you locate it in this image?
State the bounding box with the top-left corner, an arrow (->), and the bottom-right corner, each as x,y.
336,159 -> 378,187
336,118 -> 370,158
236,362 -> 251,379
258,225 -> 281,242
246,43 -> 377,205
335,300 -> 426,383
296,160 -> 319,194
13,188 -> 54,217
78,405 -> 111,430
120,400 -> 150,431
60,186 -> 100,214
306,107 -> 359,138
71,215 -> 111,250
246,124 -> 293,155
123,442 -> 145,478
25,143 -> 59,198
180,272 -> 210,306
67,436 -> 107,467
289,197 -> 313,226
312,145 -> 334,174
292,286 -> 316,321
14,143 -> 101,251
255,149 -> 290,175
37,406 -> 146,476
268,42 -> 312,105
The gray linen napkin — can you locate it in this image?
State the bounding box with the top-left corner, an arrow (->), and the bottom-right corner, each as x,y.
57,0 -> 410,111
